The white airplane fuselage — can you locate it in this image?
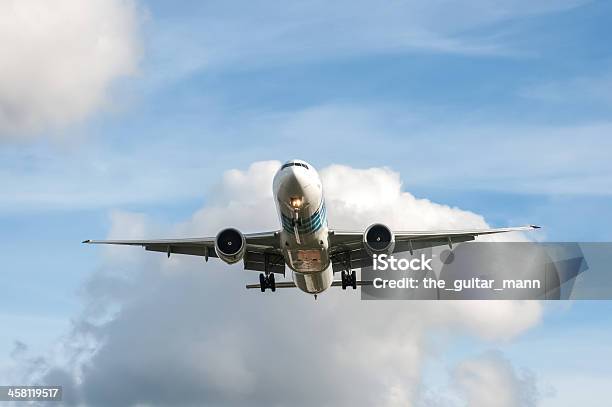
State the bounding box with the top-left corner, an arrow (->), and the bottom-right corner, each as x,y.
272,160 -> 333,294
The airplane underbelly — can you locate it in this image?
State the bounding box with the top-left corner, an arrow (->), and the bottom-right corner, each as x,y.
286,247 -> 328,272
292,265 -> 334,294
282,226 -> 330,273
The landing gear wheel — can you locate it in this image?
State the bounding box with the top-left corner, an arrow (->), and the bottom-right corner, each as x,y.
341,270 -> 357,290
259,273 -> 276,292
269,273 -> 276,292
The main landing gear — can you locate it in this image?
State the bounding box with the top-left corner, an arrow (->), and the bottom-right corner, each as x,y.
338,249 -> 357,290
259,273 -> 276,292
341,270 -> 357,290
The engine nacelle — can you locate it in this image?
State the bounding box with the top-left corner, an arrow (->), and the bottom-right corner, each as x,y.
215,228 -> 246,264
363,223 -> 395,256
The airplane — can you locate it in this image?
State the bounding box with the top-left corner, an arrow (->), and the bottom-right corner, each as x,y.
83,159 -> 540,297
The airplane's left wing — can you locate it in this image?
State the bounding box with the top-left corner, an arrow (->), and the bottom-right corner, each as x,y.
83,231 -> 286,274
328,225 -> 540,271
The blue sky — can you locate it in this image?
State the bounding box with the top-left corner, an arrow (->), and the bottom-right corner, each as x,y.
1,0 -> 612,405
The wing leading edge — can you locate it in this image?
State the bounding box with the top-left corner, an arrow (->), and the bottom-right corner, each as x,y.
84,225 -> 540,275
83,231 -> 285,274
329,225 -> 541,272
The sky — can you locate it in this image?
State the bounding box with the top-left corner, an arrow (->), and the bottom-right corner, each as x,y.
1,0 -> 612,405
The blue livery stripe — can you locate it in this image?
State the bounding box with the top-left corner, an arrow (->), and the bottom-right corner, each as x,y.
281,201 -> 327,235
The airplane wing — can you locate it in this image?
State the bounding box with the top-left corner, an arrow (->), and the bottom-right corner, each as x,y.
83,231 -> 286,274
328,225 -> 540,272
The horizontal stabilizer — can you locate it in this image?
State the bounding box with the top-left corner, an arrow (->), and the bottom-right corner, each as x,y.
245,280 -> 374,289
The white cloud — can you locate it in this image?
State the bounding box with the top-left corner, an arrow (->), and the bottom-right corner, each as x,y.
11,162 -> 542,405
0,0 -> 142,136
452,351 -> 540,407
321,164 -> 488,231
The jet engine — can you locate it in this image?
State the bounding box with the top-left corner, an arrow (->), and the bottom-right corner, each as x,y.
215,228 -> 246,264
363,223 -> 395,256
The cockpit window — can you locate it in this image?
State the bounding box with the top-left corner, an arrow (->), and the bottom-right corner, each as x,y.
281,162 -> 309,170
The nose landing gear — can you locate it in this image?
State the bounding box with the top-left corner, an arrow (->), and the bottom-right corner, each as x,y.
259,273 -> 276,292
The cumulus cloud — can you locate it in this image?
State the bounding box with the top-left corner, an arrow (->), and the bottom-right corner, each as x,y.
0,0 -> 141,136
15,162 -> 541,406
452,351 -> 540,407
321,164 -> 489,230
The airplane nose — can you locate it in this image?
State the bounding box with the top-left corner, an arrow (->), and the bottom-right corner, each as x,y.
282,166 -> 311,197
